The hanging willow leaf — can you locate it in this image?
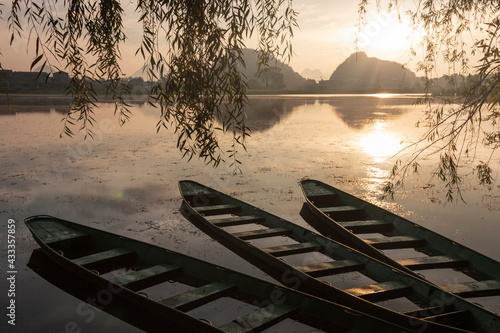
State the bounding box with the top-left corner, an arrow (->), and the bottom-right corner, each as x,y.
6,0 -> 297,170
357,0 -> 500,201
30,54 -> 43,70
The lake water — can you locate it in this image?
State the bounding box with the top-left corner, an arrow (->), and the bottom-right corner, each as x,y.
1,94 -> 499,332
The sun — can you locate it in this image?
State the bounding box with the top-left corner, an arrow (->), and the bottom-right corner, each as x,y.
355,12 -> 418,59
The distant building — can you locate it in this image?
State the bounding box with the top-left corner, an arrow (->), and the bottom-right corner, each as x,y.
0,69 -> 70,93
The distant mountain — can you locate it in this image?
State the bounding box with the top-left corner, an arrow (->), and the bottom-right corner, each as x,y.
301,68 -> 324,82
321,52 -> 421,92
239,49 -> 316,90
126,50 -> 425,93
129,65 -> 156,80
127,49 -> 316,91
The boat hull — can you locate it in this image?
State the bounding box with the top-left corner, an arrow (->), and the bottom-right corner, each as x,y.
300,179 -> 500,295
26,215 -> 423,333
179,180 -> 500,333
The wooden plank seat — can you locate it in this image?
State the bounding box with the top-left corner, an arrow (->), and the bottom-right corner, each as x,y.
396,255 -> 468,270
212,215 -> 265,227
439,280 -> 500,298
306,193 -> 338,206
160,282 -> 237,311
262,242 -> 320,257
232,227 -> 292,240
307,193 -> 337,201
295,259 -> 364,277
364,236 -> 426,250
319,205 -> 364,220
320,206 -> 362,214
193,204 -> 241,216
110,264 -> 182,291
344,281 -> 411,302
338,220 -> 393,234
72,248 -> 135,270
219,304 -> 298,332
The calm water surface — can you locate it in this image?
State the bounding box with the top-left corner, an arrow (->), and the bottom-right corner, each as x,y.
1,94 -> 499,332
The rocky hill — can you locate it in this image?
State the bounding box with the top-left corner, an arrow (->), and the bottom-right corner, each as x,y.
126,51 -> 427,93
320,52 -> 421,92
239,49 -> 316,91
301,68 -> 324,82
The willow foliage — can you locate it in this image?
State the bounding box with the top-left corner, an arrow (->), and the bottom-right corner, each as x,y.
358,0 -> 500,201
5,0 -> 297,168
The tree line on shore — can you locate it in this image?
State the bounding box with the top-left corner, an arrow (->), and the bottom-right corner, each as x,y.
0,50 -> 478,96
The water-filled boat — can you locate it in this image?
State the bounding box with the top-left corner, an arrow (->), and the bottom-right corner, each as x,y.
25,215 -> 421,333
300,179 -> 500,298
179,180 -> 500,333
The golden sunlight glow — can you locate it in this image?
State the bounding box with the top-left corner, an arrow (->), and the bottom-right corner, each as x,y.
368,93 -> 398,98
353,12 -> 418,59
360,122 -> 401,162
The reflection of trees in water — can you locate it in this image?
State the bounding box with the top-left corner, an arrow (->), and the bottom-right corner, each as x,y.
3,95 -> 417,132
0,95 -> 72,114
223,96 -> 417,133
242,97 -> 317,132
0,95 -> 151,115
325,96 -> 417,129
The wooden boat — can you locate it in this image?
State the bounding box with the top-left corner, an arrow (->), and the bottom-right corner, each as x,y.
179,180 -> 500,333
25,215 -> 423,333
300,179 -> 500,296
27,249 -> 177,333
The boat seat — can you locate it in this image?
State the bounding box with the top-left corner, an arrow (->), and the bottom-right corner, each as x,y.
364,235 -> 426,250
295,259 -> 364,277
338,220 -> 393,234
212,215 -> 265,227
193,204 -> 241,216
307,192 -> 337,201
319,206 -> 364,220
160,282 -> 237,311
110,264 -> 182,291
306,193 -> 338,206
320,205 -> 361,213
232,227 -> 291,240
396,255 -> 468,270
262,242 -> 320,257
439,279 -> 500,298
218,304 -> 298,332
344,281 -> 411,302
72,248 -> 135,270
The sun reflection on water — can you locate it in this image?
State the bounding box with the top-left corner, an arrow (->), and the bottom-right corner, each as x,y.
360,121 -> 401,162
363,166 -> 388,195
368,93 -> 398,98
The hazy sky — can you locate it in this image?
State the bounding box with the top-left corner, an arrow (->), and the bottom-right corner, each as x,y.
1,1 -> 420,78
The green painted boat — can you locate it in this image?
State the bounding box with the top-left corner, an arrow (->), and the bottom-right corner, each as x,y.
27,248 -> 180,333
179,180 -> 500,333
25,215 -> 422,333
300,179 -> 500,297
